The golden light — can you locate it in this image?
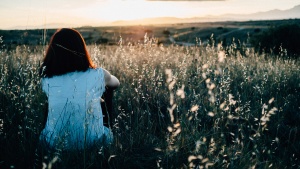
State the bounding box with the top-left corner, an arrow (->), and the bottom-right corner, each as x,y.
85,0 -> 183,22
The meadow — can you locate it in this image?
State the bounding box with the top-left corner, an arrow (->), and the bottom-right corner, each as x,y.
0,34 -> 300,168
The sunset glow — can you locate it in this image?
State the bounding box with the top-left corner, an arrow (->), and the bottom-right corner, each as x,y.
0,0 -> 299,29
85,0 -> 175,21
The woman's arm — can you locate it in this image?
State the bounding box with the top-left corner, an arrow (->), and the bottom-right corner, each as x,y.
103,68 -> 120,89
101,68 -> 119,127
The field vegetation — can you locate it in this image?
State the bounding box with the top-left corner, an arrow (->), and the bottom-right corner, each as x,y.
0,26 -> 300,168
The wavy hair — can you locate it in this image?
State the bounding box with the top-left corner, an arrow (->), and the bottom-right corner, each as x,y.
40,28 -> 95,77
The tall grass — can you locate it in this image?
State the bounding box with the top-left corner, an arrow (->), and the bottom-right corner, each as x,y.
0,36 -> 299,168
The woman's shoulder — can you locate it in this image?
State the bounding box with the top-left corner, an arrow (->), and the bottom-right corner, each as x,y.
42,69 -> 104,81
85,68 -> 106,80
88,67 -> 104,74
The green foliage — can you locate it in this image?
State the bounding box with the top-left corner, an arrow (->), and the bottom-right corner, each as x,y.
0,37 -> 300,168
251,23 -> 300,58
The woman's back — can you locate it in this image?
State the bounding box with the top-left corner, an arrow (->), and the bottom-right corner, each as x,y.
40,68 -> 111,150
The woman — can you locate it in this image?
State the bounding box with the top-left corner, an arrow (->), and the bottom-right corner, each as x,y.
39,28 -> 119,150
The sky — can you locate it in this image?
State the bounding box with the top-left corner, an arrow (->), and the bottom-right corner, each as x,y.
0,0 -> 300,29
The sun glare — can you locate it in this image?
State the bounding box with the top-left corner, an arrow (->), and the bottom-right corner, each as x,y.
85,0 -> 181,22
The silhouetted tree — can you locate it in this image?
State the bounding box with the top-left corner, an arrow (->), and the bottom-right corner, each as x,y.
162,30 -> 171,36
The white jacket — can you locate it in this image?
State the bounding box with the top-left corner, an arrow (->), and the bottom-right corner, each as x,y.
40,68 -> 112,150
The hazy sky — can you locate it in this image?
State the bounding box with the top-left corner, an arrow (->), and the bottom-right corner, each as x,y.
0,0 -> 299,29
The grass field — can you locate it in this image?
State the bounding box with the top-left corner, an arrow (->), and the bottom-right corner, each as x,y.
0,35 -> 300,168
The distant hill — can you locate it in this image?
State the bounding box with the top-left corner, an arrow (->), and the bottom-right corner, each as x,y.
1,19 -> 300,47
222,4 -> 300,21
111,17 -> 183,26
110,4 -> 300,26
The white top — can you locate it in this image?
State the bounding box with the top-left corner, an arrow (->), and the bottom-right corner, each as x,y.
40,68 -> 111,150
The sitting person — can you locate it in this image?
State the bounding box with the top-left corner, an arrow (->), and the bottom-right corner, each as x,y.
39,28 -> 119,150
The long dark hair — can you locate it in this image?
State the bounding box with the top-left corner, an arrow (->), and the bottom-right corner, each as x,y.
40,28 -> 95,77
